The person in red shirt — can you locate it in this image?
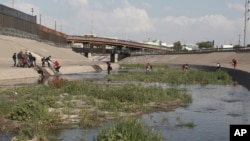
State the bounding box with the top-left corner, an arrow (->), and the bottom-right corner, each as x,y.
52,60 -> 61,72
146,63 -> 152,73
231,59 -> 237,69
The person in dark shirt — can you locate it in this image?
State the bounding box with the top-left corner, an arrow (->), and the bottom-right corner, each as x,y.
17,51 -> 23,67
45,56 -> 51,67
106,62 -> 112,74
12,53 -> 16,67
41,57 -> 45,67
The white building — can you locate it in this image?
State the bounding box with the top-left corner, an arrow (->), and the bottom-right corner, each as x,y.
221,44 -> 234,49
183,44 -> 199,51
142,40 -> 173,48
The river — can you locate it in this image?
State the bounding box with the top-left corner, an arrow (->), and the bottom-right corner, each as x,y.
48,84 -> 250,141
0,73 -> 249,141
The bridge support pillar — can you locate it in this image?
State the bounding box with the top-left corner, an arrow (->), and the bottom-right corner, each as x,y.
84,52 -> 92,61
110,53 -> 118,63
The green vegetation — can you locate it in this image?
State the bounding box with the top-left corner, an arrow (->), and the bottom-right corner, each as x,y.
196,41 -> 214,49
95,118 -> 163,141
175,115 -> 195,128
109,64 -> 232,85
0,78 -> 191,140
0,64 -> 233,140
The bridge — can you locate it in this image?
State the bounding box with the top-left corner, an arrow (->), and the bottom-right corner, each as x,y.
67,35 -> 172,54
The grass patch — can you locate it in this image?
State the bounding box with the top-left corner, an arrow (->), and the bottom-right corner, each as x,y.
108,64 -> 232,85
0,78 -> 191,139
176,115 -> 196,128
0,64 -> 233,140
95,118 -> 163,141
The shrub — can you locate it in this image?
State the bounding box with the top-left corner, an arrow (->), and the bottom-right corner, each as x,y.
95,118 -> 163,141
48,78 -> 69,89
10,100 -> 47,121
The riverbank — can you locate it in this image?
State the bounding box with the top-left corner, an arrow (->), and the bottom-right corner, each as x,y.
0,65 -> 232,136
119,55 -> 250,91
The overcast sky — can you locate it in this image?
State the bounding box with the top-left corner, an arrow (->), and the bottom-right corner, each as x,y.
1,0 -> 249,46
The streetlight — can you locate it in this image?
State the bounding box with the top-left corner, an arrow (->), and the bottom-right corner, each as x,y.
243,0 -> 249,48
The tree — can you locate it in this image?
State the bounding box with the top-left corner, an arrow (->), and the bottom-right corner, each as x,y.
173,41 -> 183,51
233,45 -> 244,50
196,41 -> 213,49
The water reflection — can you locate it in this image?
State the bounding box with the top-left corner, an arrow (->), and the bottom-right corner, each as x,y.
50,85 -> 250,141
0,72 -> 107,88
142,85 -> 250,141
1,74 -> 250,141
61,72 -> 106,80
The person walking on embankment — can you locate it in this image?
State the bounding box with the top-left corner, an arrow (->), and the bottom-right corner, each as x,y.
12,52 -> 16,67
231,59 -> 237,69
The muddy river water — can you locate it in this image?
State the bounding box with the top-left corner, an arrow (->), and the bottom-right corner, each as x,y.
0,72 -> 250,141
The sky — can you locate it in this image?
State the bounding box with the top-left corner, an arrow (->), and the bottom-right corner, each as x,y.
1,0 -> 249,46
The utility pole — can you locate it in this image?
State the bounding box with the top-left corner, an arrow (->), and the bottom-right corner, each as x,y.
244,0 -> 249,48
39,14 -> 41,25
55,20 -> 57,31
12,0 -> 14,8
31,8 -> 34,16
239,34 -> 241,46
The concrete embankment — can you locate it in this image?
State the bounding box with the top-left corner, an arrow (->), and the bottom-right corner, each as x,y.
181,64 -> 250,91
1,34 -> 250,91
120,54 -> 250,91
0,35 -> 119,82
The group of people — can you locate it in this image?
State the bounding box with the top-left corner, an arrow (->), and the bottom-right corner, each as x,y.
12,51 -> 239,77
12,51 -> 61,77
12,51 -> 36,68
40,56 -> 61,72
144,58 -> 238,74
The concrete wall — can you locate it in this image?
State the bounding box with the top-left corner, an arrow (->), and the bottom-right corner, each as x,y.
0,4 -> 36,23
171,64 -> 250,91
0,4 -> 67,45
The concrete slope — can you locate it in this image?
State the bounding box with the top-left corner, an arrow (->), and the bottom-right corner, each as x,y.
0,35 -> 95,67
120,52 -> 250,72
0,35 -> 120,81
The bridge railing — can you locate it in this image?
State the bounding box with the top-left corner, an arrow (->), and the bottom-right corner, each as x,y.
67,35 -> 172,51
